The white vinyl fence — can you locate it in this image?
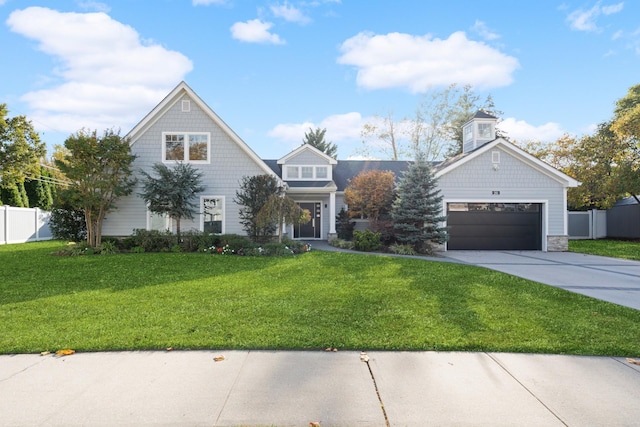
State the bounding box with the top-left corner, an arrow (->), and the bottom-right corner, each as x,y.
0,205 -> 53,244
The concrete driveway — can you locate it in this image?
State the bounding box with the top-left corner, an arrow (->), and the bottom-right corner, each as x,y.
443,251 -> 640,310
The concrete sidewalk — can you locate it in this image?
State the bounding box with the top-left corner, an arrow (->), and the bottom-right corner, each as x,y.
2,350 -> 640,426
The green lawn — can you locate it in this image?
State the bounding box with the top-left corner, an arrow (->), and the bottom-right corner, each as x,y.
569,239 -> 640,261
2,240 -> 639,356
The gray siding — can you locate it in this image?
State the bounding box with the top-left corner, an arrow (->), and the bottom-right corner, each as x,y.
103,95 -> 269,236
287,150 -> 331,165
438,147 -> 567,236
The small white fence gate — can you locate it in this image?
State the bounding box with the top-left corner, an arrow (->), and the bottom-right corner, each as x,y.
0,205 -> 53,244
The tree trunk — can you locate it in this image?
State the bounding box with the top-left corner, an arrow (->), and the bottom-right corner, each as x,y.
175,217 -> 181,244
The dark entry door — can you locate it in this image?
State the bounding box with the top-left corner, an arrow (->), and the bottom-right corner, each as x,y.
295,202 -> 321,239
447,203 -> 542,250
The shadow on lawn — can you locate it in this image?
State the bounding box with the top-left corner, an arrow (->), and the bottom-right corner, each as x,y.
0,241 -> 281,305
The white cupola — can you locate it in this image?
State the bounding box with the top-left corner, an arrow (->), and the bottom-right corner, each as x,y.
462,110 -> 498,153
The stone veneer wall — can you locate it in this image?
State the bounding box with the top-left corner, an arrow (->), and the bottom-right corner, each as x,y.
547,235 -> 569,252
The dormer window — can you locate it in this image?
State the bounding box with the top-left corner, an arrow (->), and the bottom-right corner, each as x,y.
478,123 -> 492,139
463,124 -> 473,142
283,165 -> 332,180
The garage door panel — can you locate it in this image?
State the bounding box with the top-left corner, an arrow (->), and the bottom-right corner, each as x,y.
447,204 -> 542,250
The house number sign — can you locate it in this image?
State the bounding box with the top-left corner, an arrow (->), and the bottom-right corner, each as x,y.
492,191 -> 500,195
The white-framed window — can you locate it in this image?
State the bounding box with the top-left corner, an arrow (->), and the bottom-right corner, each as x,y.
286,166 -> 299,179
201,196 -> 224,234
162,132 -> 210,163
478,123 -> 492,139
316,166 -> 328,179
463,124 -> 473,142
492,151 -> 500,163
147,210 -> 170,231
301,166 -> 314,179
283,165 -> 331,180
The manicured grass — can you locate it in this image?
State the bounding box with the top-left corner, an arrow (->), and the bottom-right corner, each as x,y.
2,240 -> 640,356
569,239 -> 640,261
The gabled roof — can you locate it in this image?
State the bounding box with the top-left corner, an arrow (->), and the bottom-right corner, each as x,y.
277,144 -> 338,165
125,81 -> 277,177
435,138 -> 580,187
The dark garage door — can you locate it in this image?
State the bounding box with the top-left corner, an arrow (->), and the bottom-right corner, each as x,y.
447,203 -> 542,250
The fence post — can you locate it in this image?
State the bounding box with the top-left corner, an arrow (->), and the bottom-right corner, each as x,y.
3,205 -> 8,245
35,207 -> 40,241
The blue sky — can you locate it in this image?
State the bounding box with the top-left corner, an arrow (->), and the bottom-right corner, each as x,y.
1,0 -> 639,160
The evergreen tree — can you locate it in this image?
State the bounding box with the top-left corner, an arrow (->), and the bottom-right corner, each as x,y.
302,127 -> 338,159
139,162 -> 205,243
391,151 -> 447,253
1,182 -> 23,207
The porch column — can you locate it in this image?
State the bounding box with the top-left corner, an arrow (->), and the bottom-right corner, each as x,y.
329,191 -> 336,234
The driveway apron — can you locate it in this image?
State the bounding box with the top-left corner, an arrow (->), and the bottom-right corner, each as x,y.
443,251 -> 640,310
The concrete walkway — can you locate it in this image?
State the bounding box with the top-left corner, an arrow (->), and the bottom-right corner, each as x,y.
2,350 -> 640,426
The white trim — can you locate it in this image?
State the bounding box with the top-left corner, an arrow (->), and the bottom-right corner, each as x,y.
443,198 -> 549,252
277,144 -> 338,165
291,200 -> 323,240
162,131 -> 211,164
436,139 -> 580,187
200,196 -> 225,234
126,81 -> 278,178
283,164 -> 333,181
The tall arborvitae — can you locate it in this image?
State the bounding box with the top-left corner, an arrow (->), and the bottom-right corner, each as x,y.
391,151 -> 448,254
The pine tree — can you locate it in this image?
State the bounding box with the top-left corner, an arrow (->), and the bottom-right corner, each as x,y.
391,151 -> 447,254
302,127 -> 338,159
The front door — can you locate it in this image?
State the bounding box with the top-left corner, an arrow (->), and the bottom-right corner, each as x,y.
295,202 -> 321,239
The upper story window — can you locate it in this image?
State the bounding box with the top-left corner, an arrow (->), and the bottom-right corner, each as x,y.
463,124 -> 473,142
162,132 -> 210,163
284,165 -> 331,180
478,123 -> 492,139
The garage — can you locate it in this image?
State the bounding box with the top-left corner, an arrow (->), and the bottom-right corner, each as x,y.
447,203 -> 542,250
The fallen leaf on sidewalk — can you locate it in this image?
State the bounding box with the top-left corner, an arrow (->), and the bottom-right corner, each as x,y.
214,355 -> 225,362
324,347 -> 338,352
360,351 -> 369,362
55,349 -> 75,357
40,351 -> 51,356
626,358 -> 640,365
166,347 -> 174,351
310,422 -> 321,427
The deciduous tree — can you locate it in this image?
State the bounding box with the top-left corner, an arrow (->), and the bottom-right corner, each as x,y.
139,162 -> 205,243
56,129 -> 136,247
344,169 -> 395,222
257,194 -> 310,243
0,103 -> 46,196
235,174 -> 282,242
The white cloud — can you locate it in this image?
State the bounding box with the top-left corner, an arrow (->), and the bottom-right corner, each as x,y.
566,2 -> 624,32
268,112 -> 363,143
0,0 -> 7,6
6,7 -> 193,134
337,31 -> 519,93
192,0 -> 227,5
471,20 -> 500,41
498,117 -> 565,142
230,19 -> 285,44
271,2 -> 311,24
77,1 -> 111,12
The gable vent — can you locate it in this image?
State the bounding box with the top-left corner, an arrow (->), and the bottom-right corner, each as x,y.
182,100 -> 191,112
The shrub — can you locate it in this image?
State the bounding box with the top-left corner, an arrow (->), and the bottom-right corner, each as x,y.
329,238 -> 354,250
336,207 -> 355,240
389,243 -> 416,256
98,240 -> 119,255
127,229 -> 176,253
179,231 -> 221,253
353,230 -> 381,252
49,207 -> 87,242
